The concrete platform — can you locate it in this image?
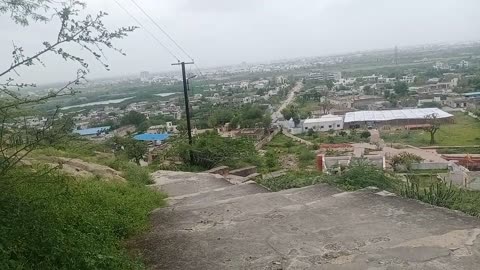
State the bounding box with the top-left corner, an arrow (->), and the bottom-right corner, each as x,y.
131,170 -> 480,270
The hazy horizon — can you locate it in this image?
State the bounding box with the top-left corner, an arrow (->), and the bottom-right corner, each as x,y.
2,0 -> 480,85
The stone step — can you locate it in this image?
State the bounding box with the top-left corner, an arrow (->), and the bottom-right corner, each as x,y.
164,183 -> 342,213
132,184 -> 480,270
149,170 -> 231,197
167,181 -> 269,207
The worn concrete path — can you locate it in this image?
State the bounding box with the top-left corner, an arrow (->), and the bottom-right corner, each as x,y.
130,170 -> 480,270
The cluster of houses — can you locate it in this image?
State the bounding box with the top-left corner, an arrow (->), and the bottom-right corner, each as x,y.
279,108 -> 454,135
71,99 -> 182,131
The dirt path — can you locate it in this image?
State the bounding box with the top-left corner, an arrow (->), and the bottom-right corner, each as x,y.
282,130 -> 313,146
272,80 -> 303,122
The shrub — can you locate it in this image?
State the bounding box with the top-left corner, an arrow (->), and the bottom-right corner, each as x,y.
284,140 -> 295,148
390,152 -> 424,172
360,131 -> 371,139
298,150 -> 316,163
123,162 -> 154,185
331,160 -> 399,191
105,158 -> 153,185
401,177 -> 459,208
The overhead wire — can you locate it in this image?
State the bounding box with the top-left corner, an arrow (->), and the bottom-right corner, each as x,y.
127,0 -> 204,77
129,0 -> 194,61
112,0 -> 180,62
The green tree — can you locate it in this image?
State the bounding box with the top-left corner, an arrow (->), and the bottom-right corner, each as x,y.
424,113 -> 441,145
121,111 -> 147,127
261,114 -> 272,131
363,85 -> 373,95
281,104 -> 300,126
320,100 -> 334,114
0,0 -> 136,177
114,137 -> 148,165
393,81 -> 409,96
325,80 -> 334,90
136,120 -> 151,133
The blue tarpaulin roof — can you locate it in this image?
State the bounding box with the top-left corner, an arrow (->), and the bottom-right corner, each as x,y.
73,126 -> 110,136
133,133 -> 170,141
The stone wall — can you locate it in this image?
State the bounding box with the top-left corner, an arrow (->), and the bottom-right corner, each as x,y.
411,162 -> 449,170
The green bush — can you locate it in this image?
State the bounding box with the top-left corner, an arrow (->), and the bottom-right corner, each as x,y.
331,160 -> 399,191
0,169 -> 165,269
104,158 -> 153,185
123,163 -> 154,185
298,150 -> 316,168
360,131 -> 371,139
401,178 -> 458,207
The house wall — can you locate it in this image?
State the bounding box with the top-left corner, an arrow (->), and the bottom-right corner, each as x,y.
411,162 -> 449,170
303,119 -> 344,132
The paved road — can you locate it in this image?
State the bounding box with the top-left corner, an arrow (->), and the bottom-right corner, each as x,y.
271,80 -> 303,123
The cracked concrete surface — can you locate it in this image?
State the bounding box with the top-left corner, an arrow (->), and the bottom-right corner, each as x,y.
130,171 -> 480,269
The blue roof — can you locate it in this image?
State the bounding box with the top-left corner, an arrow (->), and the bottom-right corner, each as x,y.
73,126 -> 111,136
133,133 -> 170,141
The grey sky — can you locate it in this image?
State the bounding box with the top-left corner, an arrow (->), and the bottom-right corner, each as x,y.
1,0 -> 479,84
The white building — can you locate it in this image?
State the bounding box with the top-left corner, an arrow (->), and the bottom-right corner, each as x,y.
275,76 -> 287,84
254,83 -> 266,89
459,60 -> 469,69
400,75 -> 416,84
140,71 -> 150,82
302,114 -> 344,132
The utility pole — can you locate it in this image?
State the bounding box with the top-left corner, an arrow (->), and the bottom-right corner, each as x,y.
172,61 -> 194,145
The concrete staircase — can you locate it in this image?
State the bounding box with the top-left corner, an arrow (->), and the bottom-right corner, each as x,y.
131,170 -> 480,270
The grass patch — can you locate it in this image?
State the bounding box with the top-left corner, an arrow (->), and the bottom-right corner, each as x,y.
105,158 -> 153,185
32,138 -> 114,166
263,134 -> 317,169
257,170 -> 325,192
328,161 -> 401,191
0,168 -> 165,269
382,113 -> 480,146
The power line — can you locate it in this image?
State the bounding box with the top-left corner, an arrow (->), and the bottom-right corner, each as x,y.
129,0 -> 194,61
127,0 -> 204,77
112,0 -> 180,62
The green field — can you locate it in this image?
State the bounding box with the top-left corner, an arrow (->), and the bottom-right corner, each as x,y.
382,113 -> 480,146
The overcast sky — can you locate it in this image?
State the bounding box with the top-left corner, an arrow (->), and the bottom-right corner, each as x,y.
1,0 -> 479,84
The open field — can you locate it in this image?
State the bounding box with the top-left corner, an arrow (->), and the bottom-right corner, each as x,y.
382,113 -> 480,147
